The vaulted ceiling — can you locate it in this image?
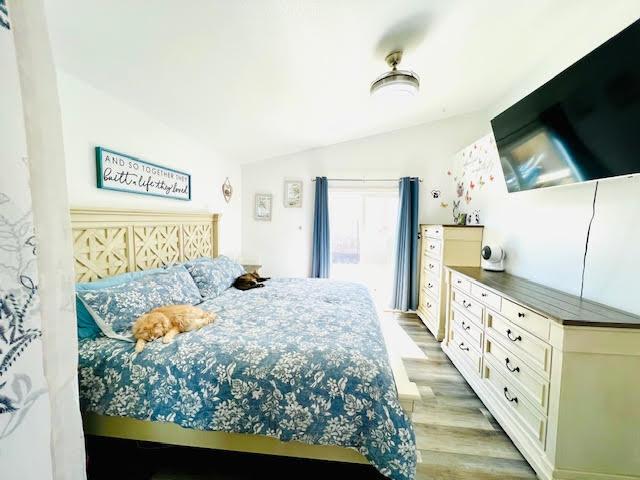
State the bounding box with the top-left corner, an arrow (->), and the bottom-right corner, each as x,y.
46,0 -> 638,163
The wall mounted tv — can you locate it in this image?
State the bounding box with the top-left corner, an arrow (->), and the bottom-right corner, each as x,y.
491,19 -> 640,193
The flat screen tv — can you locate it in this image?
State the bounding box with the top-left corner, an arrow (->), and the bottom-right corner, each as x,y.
491,19 -> 640,193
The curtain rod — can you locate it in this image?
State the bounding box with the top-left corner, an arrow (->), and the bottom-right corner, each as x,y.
311,178 -> 422,182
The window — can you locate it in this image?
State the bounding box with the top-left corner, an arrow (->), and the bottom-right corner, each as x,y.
329,186 -> 398,307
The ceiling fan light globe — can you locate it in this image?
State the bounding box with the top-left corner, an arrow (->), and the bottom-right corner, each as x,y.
370,70 -> 420,97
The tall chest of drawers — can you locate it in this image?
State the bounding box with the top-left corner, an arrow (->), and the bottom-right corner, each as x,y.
442,266 -> 640,480
417,225 -> 483,341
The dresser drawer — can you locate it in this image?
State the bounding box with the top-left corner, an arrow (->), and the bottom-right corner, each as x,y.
471,283 -> 502,311
451,289 -> 483,322
424,225 -> 443,239
422,295 -> 440,318
485,334 -> 550,414
418,288 -> 439,318
418,287 -> 430,312
449,325 -> 482,377
424,238 -> 442,258
450,272 -> 471,294
483,361 -> 547,450
501,298 -> 550,341
422,272 -> 441,298
451,306 -> 483,350
423,257 -> 441,276
486,310 -> 552,378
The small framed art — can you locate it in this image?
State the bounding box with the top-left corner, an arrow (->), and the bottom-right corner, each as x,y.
254,193 -> 273,221
283,180 -> 302,208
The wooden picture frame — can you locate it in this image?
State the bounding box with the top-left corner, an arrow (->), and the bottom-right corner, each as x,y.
95,146 -> 191,201
254,193 -> 272,221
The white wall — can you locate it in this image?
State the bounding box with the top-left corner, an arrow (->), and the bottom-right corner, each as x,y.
241,113 -> 488,277
451,9 -> 640,315
57,71 -> 242,257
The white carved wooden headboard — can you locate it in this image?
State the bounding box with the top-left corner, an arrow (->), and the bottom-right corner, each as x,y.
70,208 -> 219,282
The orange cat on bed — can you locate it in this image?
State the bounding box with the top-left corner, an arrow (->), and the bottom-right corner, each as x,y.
132,305 -> 216,352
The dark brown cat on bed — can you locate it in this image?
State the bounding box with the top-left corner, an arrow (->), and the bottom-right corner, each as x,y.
233,272 -> 270,290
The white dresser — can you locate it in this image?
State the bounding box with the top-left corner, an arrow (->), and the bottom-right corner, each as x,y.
417,225 -> 483,340
442,266 -> 640,480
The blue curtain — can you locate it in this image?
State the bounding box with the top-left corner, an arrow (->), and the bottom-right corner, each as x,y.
311,176 -> 330,278
391,177 -> 420,311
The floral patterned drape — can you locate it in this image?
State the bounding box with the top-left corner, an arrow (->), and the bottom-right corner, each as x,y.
0,162 -> 50,443
0,0 -> 9,29
1,1 -> 86,478
0,10 -> 54,477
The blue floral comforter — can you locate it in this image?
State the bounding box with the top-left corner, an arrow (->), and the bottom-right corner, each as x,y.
78,278 -> 416,480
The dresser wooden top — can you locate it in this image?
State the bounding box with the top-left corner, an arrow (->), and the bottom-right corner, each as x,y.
421,224 -> 484,228
447,266 -> 640,329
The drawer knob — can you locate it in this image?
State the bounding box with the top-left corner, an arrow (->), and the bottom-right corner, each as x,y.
506,329 -> 522,342
462,321 -> 471,331
456,280 -> 462,284
428,283 -> 433,288
505,357 -> 520,373
503,387 -> 518,404
426,302 -> 432,308
459,342 -> 470,352
481,293 -> 488,297
429,264 -> 434,268
429,245 -> 435,250
462,300 -> 472,309
517,312 -> 525,318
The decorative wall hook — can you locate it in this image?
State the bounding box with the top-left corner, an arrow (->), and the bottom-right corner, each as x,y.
222,177 -> 233,203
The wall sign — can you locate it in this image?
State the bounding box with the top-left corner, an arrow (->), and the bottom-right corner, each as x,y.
95,147 -> 191,201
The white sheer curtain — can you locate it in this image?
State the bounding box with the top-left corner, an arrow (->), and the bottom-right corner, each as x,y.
8,0 -> 87,478
0,11 -> 54,479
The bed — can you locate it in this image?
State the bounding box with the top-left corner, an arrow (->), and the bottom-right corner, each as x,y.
71,208 -> 419,480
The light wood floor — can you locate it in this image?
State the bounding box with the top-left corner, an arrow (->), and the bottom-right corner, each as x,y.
397,314 -> 537,480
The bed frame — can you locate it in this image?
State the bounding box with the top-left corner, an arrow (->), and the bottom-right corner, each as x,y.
70,207 -> 419,465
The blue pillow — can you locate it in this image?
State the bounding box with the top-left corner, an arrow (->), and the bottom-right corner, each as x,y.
77,265 -> 201,341
76,267 -> 166,340
184,255 -> 245,299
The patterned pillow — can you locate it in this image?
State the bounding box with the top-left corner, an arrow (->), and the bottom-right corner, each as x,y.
75,267 -> 167,340
77,265 -> 202,341
184,255 -> 245,299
